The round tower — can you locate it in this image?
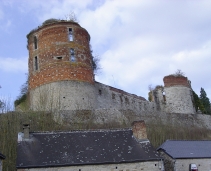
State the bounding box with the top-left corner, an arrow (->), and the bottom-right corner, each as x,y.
27,19 -> 96,111
163,75 -> 195,114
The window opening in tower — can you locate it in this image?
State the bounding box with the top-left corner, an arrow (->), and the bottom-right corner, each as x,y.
34,36 -> 37,49
70,48 -> 75,62
69,28 -> 73,41
34,56 -> 38,70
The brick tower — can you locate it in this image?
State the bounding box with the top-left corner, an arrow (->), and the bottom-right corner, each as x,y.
163,75 -> 195,114
27,19 -> 96,111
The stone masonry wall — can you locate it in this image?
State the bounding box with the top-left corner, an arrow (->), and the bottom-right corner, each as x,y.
30,80 -> 96,111
164,86 -> 195,114
175,158 -> 211,171
161,75 -> 195,114
95,82 -> 157,112
58,109 -> 211,130
17,161 -> 164,171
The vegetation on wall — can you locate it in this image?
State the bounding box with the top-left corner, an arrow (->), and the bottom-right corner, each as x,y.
169,69 -> 185,77
90,44 -> 101,74
148,85 -> 164,102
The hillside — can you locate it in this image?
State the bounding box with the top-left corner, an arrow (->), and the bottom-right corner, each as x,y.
0,111 -> 211,171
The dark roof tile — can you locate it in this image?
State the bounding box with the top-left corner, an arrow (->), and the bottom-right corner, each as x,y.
158,140 -> 211,159
17,128 -> 161,168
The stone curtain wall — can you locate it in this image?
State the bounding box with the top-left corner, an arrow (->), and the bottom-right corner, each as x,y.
95,82 -> 157,113
17,161 -> 163,171
58,109 -> 211,129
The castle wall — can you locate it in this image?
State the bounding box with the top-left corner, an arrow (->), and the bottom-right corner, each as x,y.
30,81 -> 158,112
30,80 -> 96,111
94,82 -> 157,112
164,86 -> 195,114
58,109 -> 211,130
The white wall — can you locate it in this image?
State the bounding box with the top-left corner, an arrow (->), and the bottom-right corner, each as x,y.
175,158 -> 211,171
164,86 -> 195,114
17,161 -> 164,171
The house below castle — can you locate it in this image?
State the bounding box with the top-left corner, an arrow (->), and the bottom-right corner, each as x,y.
16,121 -> 164,171
158,140 -> 211,171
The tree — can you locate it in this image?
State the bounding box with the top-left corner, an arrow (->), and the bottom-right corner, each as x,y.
14,74 -> 28,107
174,69 -> 185,77
0,86 -> 5,112
89,44 -> 101,75
192,90 -> 205,113
200,88 -> 211,114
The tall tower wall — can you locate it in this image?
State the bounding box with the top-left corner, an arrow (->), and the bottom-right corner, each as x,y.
27,19 -> 96,110
163,76 -> 195,114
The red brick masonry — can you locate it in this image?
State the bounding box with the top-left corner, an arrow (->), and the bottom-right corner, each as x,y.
27,21 -> 94,90
163,75 -> 190,88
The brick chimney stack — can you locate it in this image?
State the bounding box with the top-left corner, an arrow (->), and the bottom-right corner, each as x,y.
132,120 -> 148,140
23,124 -> 30,139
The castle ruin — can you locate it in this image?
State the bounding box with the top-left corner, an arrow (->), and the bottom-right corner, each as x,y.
27,19 -> 196,116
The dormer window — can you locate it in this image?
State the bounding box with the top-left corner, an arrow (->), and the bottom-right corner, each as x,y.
70,48 -> 75,62
69,28 -> 73,41
34,36 -> 38,49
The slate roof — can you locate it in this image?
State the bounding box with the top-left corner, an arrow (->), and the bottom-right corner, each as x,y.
17,128 -> 161,169
157,140 -> 211,159
0,152 -> 5,159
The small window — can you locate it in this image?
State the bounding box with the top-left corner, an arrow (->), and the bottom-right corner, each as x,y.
70,48 -> 75,62
99,89 -> 102,95
34,56 -> 38,71
56,56 -> 62,60
34,36 -> 38,49
112,93 -> 115,99
69,28 -> 73,41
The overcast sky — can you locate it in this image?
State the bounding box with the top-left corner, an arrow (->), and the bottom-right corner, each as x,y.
0,0 -> 211,106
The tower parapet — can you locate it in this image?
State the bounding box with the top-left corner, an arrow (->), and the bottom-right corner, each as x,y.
163,75 -> 191,88
163,75 -> 195,114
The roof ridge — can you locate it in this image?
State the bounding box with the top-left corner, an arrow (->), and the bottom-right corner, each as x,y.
22,127 -> 132,134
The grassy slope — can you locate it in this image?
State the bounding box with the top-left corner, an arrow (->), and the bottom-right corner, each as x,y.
0,111 -> 211,171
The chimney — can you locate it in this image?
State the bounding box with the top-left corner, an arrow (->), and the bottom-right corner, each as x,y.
132,120 -> 148,140
23,124 -> 30,139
